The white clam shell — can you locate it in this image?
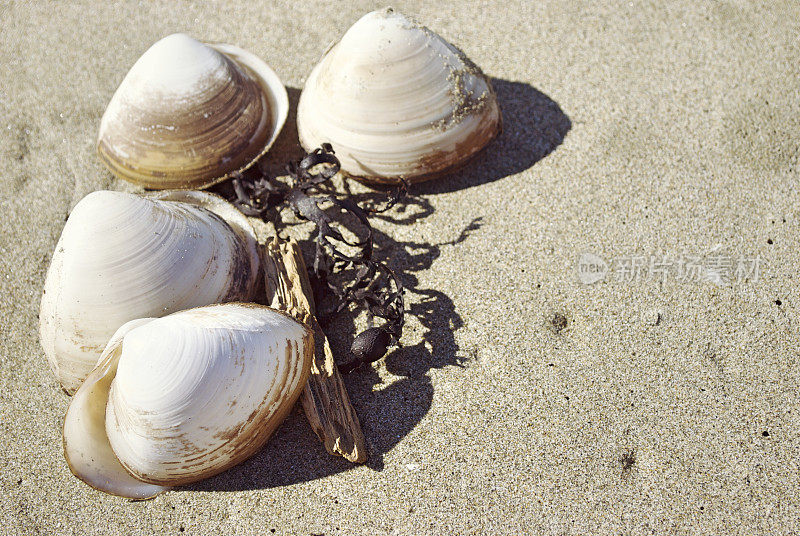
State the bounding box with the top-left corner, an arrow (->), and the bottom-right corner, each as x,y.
296,9 -> 502,184
98,33 -> 289,189
64,304 -> 313,498
39,190 -> 260,394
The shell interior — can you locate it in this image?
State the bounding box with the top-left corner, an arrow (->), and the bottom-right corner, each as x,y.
63,318 -> 168,499
98,33 -> 289,189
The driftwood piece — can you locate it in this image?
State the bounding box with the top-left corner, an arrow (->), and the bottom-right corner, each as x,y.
261,237 -> 367,463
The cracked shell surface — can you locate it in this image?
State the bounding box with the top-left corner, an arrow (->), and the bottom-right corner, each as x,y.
39,190 -> 260,394
97,33 -> 288,189
296,9 -> 502,184
63,303 -> 314,499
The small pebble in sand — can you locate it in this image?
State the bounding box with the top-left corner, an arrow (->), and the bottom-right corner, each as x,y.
550,313 -> 568,333
643,309 -> 663,326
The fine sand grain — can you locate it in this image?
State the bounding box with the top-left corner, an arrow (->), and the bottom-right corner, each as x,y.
1,1 -> 799,534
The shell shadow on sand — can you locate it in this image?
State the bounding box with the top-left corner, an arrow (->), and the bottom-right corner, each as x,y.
193,79 -> 569,492
416,78 -> 572,194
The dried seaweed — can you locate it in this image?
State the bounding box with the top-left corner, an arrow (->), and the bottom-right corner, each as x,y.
226,144 -> 406,373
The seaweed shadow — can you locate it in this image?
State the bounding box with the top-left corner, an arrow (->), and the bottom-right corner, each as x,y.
191,79 -> 567,492
188,193 -> 471,492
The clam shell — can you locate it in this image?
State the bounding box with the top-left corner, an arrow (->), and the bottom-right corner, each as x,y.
296,9 -> 502,184
39,190 -> 260,394
63,304 -> 313,498
97,33 -> 289,189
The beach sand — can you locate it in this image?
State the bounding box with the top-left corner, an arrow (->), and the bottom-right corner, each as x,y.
1,1 -> 799,534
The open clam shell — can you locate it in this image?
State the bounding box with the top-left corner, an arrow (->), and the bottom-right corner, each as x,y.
64,303 -> 313,499
97,33 -> 289,189
296,8 -> 502,185
39,190 -> 261,394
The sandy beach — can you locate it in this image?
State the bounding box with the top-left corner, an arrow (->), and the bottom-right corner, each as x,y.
1,0 -> 799,534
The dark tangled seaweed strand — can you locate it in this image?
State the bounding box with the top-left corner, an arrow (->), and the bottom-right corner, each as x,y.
228,144 -> 406,373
